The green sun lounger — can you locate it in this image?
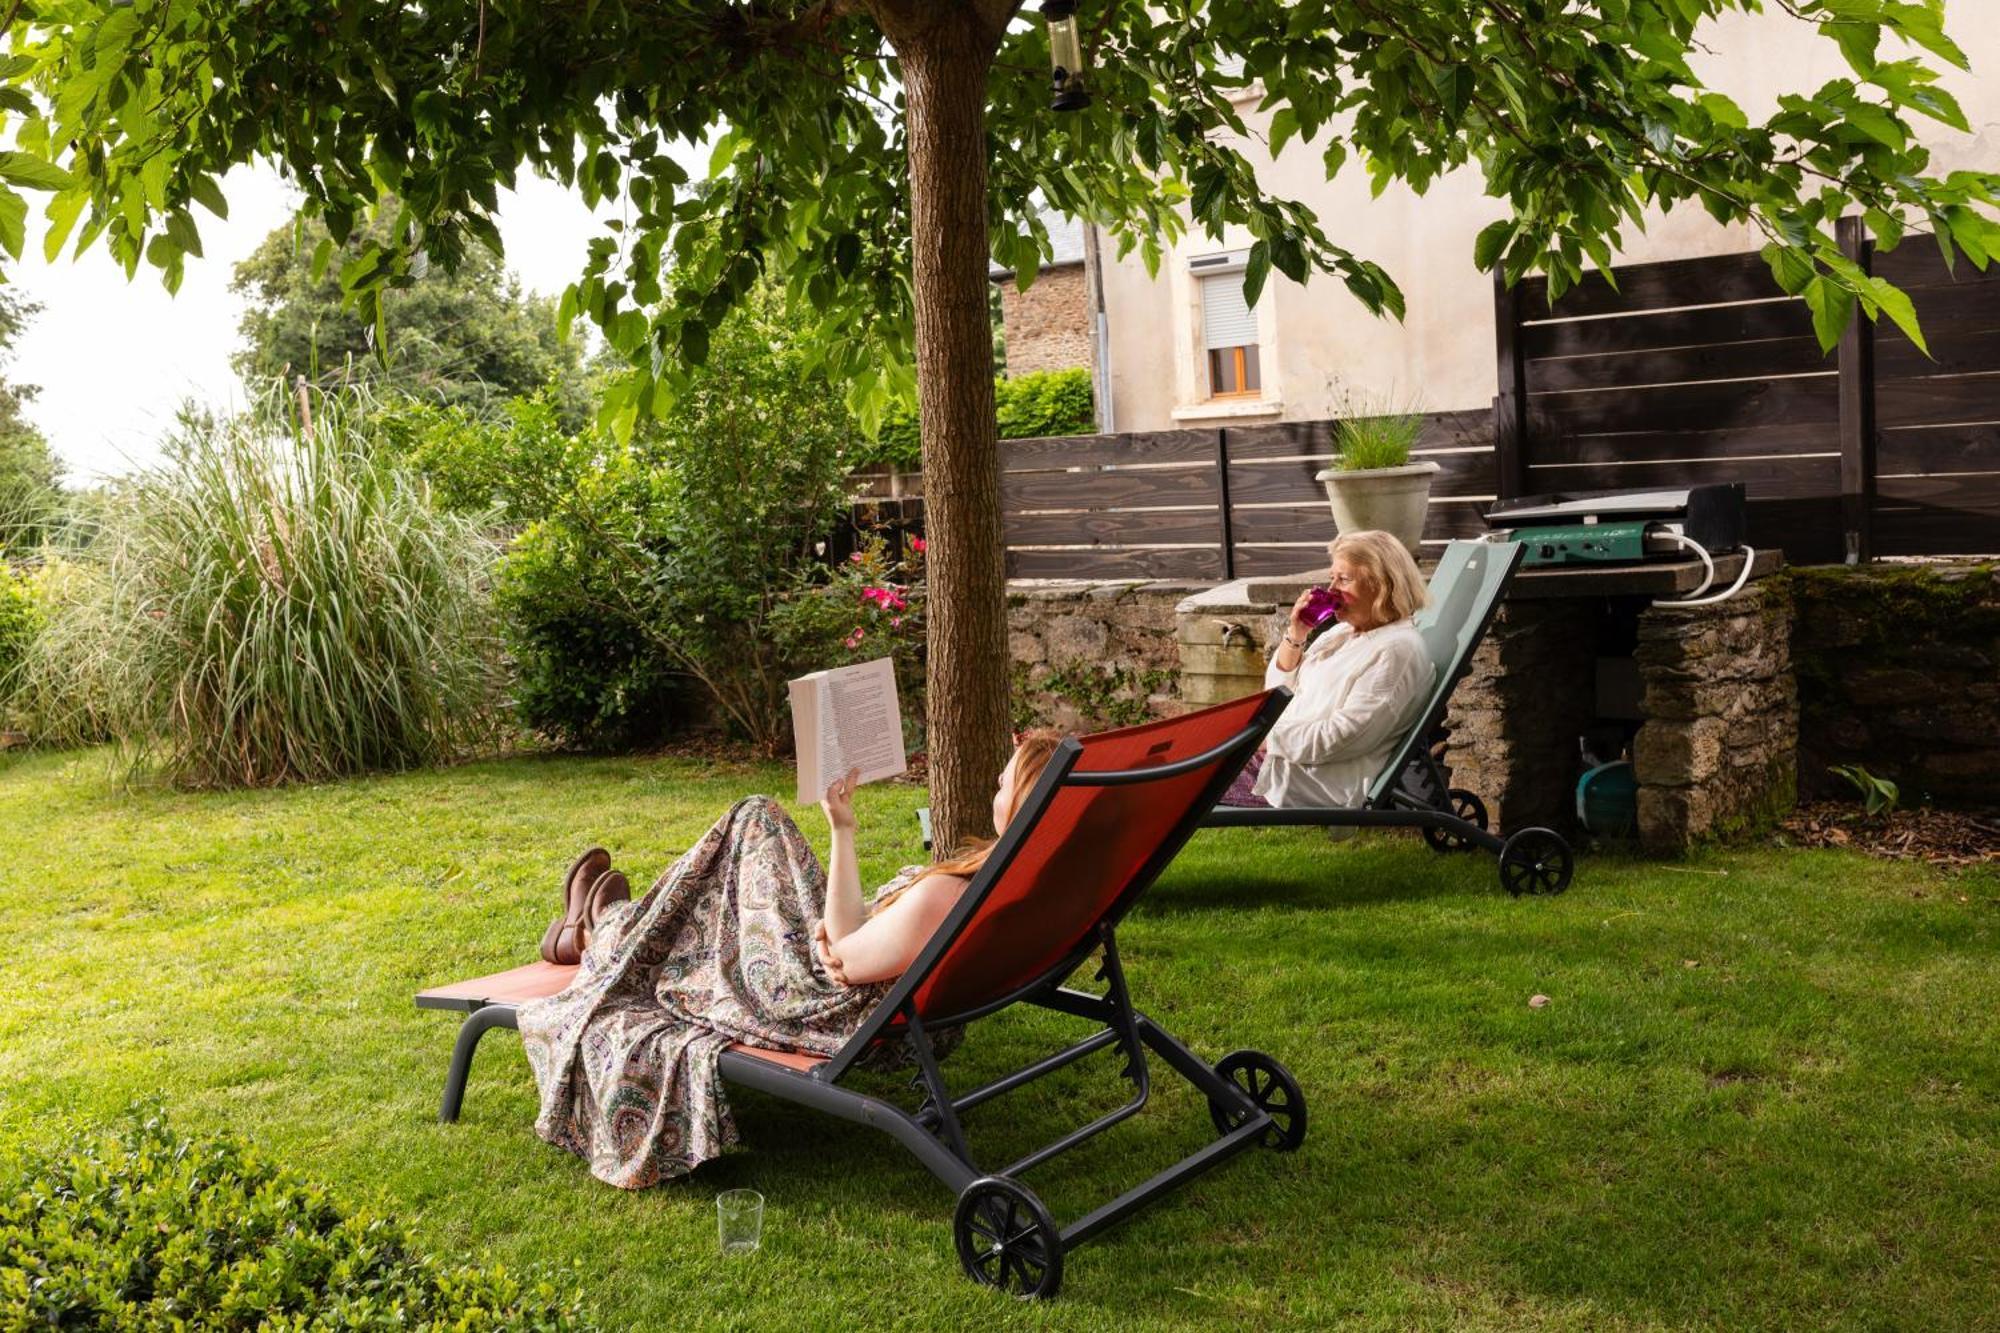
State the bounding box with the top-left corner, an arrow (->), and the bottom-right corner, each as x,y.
1202,538 -> 1575,896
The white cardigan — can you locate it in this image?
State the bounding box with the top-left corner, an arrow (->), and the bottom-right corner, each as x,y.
1255,619 -> 1435,809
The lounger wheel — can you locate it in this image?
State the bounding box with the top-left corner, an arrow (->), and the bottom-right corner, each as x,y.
1498,827 -> 1573,896
1421,788 -> 1490,853
1206,1050 -> 1307,1151
953,1177 -> 1063,1300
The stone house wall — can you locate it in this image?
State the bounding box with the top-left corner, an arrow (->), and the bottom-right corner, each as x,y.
999,265 -> 1093,377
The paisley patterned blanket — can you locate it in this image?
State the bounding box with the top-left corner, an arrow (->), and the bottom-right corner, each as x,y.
519,795 -> 907,1189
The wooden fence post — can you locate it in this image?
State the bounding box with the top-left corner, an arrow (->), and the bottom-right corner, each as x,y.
1836,214 -> 1876,564
1492,271 -> 1529,500
1214,429 -> 1236,580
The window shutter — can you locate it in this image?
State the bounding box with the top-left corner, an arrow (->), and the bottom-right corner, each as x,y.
1200,273 -> 1259,349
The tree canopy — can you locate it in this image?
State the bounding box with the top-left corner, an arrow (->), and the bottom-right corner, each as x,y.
232,206 -> 587,422
7,0 -> 1993,425
7,0 -> 1995,847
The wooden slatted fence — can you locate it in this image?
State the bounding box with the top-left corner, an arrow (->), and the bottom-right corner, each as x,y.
871,228 -> 1995,580
1496,226 -> 2000,562
994,409 -> 1496,580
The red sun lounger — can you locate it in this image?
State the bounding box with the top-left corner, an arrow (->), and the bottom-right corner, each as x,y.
419,688 -> 1300,1299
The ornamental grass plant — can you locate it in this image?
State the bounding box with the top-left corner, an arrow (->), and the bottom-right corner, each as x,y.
1329,387 -> 1426,472
19,387 -> 504,786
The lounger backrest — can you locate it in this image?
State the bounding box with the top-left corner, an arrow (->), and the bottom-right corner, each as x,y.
837,691 -> 1286,1051
1362,539 -> 1523,805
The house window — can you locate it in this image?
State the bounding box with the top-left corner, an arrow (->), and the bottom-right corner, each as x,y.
1198,268 -> 1262,399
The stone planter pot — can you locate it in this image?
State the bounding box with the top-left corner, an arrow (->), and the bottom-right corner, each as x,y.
1314,461 -> 1441,555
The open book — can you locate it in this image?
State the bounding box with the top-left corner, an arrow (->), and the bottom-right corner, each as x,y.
789,656 -> 908,805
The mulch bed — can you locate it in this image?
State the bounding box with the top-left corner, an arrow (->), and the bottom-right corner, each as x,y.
1778,801 -> 2000,870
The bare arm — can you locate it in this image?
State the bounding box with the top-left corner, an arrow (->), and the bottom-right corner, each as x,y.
819,768 -> 866,942
815,873 -> 966,986
1266,589 -> 1323,685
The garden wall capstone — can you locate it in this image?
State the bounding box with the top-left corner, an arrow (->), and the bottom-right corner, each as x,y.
1007,580 -> 1195,730
1788,561 -> 2000,804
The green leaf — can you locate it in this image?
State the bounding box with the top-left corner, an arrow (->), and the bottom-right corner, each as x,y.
708,130 -> 743,181
1825,20 -> 1879,76
1270,234 -> 1308,284
1802,275 -> 1854,351
0,186 -> 24,260
1862,206 -> 1904,252
1268,107 -> 1300,157
1242,240 -> 1272,309
1904,84 -> 1968,132
190,174 -> 229,220
42,190 -> 83,263
1762,242 -> 1816,296
1842,102 -> 1905,149
1865,275 -> 1926,355
0,87 -> 35,116
1473,218 -> 1516,272
1696,93 -> 1748,130
0,151 -> 72,192
680,318 -> 709,367
165,210 -> 202,260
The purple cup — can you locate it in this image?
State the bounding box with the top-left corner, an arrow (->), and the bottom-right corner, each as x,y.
1301,586 -> 1346,626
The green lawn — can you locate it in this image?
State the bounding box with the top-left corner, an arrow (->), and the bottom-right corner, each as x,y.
2,747 -> 1995,1330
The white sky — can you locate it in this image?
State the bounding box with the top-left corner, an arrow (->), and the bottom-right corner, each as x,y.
10,167 -> 612,483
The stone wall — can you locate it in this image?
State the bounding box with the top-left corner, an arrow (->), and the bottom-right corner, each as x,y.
1630,580 -> 1797,848
1789,561 -> 2000,804
999,265 -> 1093,377
1007,581 -> 1194,731
1441,600 -> 1600,833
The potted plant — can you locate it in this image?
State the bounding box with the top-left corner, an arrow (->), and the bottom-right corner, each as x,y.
1315,399 -> 1438,555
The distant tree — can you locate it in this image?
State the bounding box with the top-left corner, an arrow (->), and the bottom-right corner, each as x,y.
231,207 -> 586,423
0,291 -> 60,550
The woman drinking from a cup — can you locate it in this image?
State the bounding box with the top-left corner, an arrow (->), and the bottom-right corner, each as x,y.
1221,529 -> 1434,811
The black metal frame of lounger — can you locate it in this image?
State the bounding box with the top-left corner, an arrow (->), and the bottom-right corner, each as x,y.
1200,540 -> 1575,897
422,689 -> 1303,1300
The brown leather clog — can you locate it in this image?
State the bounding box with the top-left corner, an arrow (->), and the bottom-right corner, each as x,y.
582,868 -> 631,945
540,847 -> 611,965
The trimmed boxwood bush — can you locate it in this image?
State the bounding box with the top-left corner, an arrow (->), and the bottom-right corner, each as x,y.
863,367 -> 1096,469
0,1115 -> 597,1330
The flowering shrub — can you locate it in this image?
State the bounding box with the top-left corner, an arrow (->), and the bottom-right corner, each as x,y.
770,532 -> 928,747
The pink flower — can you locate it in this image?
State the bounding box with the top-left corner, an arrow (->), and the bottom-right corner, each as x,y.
861,586 -> 907,612
889,616 -> 903,628
908,536 -> 926,553
844,627 -> 865,649
848,551 -> 865,564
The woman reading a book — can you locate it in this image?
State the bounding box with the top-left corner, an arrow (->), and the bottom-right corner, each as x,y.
1220,529 -> 1435,811
516,730 -> 1064,1190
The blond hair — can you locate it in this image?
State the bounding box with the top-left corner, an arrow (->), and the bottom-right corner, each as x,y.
1331,530 -> 1430,626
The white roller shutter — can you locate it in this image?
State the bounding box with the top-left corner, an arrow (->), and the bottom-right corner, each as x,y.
1200,272 -> 1259,349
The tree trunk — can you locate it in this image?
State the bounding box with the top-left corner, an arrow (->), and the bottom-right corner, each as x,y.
880,6 -> 1012,855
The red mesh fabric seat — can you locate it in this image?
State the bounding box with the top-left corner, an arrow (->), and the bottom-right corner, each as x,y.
415,961 -> 578,1012
904,691 -> 1275,1027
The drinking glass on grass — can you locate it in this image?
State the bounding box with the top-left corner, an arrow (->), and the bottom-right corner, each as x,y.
717,1189 -> 764,1255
